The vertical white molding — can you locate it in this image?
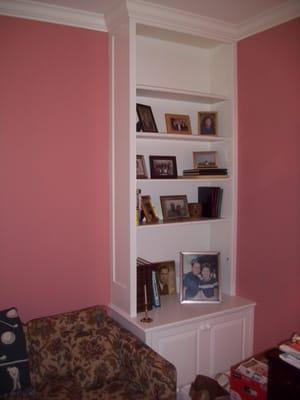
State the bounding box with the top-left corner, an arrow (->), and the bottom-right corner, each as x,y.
231,42 -> 239,296
109,33 -> 116,286
129,17 -> 137,317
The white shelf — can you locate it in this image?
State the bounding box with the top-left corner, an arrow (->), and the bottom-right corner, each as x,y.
137,176 -> 230,182
136,132 -> 231,142
112,294 -> 256,332
137,217 -> 229,229
136,84 -> 229,104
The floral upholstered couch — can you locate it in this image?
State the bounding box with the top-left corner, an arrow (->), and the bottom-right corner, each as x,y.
12,306 -> 176,399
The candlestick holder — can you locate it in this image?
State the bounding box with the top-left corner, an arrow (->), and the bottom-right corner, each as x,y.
140,303 -> 153,323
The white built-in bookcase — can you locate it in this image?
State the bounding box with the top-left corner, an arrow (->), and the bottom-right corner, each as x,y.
108,6 -> 237,319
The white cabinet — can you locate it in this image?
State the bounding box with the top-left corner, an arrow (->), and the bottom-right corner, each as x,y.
110,295 -> 255,387
106,1 -> 255,389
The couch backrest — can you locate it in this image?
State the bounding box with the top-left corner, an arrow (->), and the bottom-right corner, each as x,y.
25,305 -> 107,389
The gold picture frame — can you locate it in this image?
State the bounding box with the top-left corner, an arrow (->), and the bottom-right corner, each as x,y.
193,151 -> 218,169
198,112 -> 217,136
165,113 -> 192,135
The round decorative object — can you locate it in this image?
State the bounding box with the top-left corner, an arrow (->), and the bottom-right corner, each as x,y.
1,331 -> 16,345
6,309 -> 18,318
188,203 -> 203,219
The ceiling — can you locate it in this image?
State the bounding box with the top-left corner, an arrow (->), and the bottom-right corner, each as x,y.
23,0 -> 293,25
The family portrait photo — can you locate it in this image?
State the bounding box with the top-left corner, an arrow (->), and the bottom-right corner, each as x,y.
152,261 -> 176,296
180,252 -> 221,303
160,195 -> 190,221
150,156 -> 178,179
198,112 -> 217,136
165,114 -> 192,135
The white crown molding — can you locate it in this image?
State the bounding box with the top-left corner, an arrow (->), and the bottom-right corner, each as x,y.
126,0 -> 237,43
0,0 -> 299,40
0,0 -> 107,31
237,0 -> 300,40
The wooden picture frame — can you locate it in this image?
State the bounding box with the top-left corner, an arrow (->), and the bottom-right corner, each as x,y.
136,155 -> 148,179
152,261 -> 177,296
160,195 -> 190,222
141,195 -> 159,224
136,103 -> 158,132
198,112 -> 217,136
149,155 -> 178,179
180,251 -> 221,303
165,113 -> 192,135
193,151 -> 218,169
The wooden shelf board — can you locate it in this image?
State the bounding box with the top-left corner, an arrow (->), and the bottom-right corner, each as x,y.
136,132 -> 231,142
136,84 -> 229,104
137,217 -> 229,229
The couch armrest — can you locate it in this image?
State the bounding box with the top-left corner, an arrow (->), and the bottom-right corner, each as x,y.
117,325 -> 177,400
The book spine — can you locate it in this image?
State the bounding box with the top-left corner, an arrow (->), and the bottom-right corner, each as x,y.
152,271 -> 161,307
217,188 -> 223,218
136,189 -> 142,224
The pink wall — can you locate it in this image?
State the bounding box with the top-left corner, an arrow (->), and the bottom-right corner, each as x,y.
0,17 -> 110,322
237,18 -> 300,352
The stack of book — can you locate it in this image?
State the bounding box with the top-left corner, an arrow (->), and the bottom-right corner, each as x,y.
198,187 -> 223,218
279,334 -> 300,369
136,258 -> 160,313
182,168 -> 228,177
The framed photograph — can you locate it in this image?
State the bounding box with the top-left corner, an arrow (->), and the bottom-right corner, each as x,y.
180,251 -> 221,303
165,113 -> 192,135
152,261 -> 176,295
136,104 -> 158,132
136,155 -> 148,179
193,151 -> 218,169
160,195 -> 190,222
141,195 -> 159,224
149,155 -> 178,179
198,112 -> 217,136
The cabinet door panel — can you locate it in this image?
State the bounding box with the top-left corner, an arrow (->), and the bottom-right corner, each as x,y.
152,328 -> 198,386
209,317 -> 245,376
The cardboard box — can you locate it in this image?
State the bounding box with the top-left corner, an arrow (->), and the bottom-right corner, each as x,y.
230,355 -> 268,400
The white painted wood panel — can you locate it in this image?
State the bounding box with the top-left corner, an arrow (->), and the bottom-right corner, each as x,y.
152,327 -> 199,386
209,317 -> 245,375
137,35 -> 211,93
110,19 -> 137,315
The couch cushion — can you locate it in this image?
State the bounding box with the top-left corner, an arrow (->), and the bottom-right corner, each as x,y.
70,319 -> 121,390
26,306 -> 107,389
0,307 -> 31,397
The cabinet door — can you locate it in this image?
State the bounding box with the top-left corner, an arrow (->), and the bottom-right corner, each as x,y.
208,315 -> 246,376
151,324 -> 201,387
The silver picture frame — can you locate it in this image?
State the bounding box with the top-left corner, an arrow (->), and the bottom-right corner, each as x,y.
180,251 -> 221,304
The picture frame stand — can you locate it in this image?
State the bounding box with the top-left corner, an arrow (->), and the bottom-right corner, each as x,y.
140,303 -> 153,323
